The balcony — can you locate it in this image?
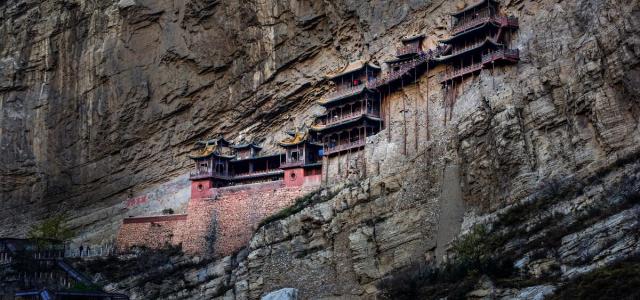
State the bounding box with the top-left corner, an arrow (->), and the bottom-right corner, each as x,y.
324,139 -> 366,156
439,62 -> 484,83
233,169 -> 284,180
396,45 -> 421,57
189,170 -> 231,180
321,84 -> 366,104
441,37 -> 499,61
314,110 -> 381,130
368,46 -> 447,89
482,48 -> 520,64
280,160 -> 304,169
452,15 -> 492,35
452,15 -> 519,36
496,16 -> 519,27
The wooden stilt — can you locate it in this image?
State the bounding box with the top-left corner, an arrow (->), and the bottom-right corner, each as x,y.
363,126 -> 367,178
414,67 -> 419,152
401,79 -> 407,155
387,85 -> 392,143
426,62 -> 430,141
347,130 -> 351,178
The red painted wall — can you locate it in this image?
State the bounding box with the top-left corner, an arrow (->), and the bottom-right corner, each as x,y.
117,177 -> 316,256
191,179 -> 214,199
284,168 -> 305,187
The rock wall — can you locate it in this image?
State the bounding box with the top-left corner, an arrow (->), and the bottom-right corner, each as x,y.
115,214 -> 187,251
2,0 -> 640,298
0,0 -> 441,240
181,181 -> 315,257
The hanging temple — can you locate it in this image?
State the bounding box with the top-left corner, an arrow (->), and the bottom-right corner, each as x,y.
116,0 -> 520,257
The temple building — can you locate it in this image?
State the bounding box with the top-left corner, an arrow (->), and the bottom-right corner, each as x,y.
386,34 -> 427,73
438,0 -> 519,84
363,34 -> 447,95
188,138 -> 284,192
312,61 -> 383,157
278,129 -> 323,187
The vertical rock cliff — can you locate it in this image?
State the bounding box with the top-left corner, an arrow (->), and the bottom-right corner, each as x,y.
1,0 -> 639,299
1,0 -> 443,238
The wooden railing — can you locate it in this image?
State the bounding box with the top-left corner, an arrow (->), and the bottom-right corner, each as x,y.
451,14 -> 518,35
440,48 -> 519,82
280,160 -> 304,168
0,252 -> 12,265
497,16 -> 519,27
189,170 -> 231,180
396,45 -> 420,57
444,38 -> 495,59
440,62 -> 484,82
323,46 -> 449,95
452,15 -> 492,35
322,84 -> 366,103
233,169 -> 283,179
367,47 -> 447,89
324,139 -> 366,155
317,110 -> 381,129
65,243 -> 116,258
482,48 -> 520,63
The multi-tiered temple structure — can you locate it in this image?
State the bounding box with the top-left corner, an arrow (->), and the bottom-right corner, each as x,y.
312,61 -> 383,156
278,129 -> 323,187
188,138 -> 283,190
438,0 -> 519,84
118,0 -> 524,258
386,35 -> 426,73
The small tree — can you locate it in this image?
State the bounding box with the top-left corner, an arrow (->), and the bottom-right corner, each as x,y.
28,215 -> 75,247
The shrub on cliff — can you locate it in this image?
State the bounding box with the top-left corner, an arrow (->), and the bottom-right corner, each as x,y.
547,255 -> 640,300
377,225 -> 514,300
28,214 -> 75,246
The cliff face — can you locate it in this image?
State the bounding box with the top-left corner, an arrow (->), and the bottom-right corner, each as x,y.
0,0 -> 439,238
2,0 -> 640,298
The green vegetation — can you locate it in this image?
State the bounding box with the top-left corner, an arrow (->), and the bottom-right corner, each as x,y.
378,165 -> 640,300
547,256 -> 640,300
28,214 -> 75,245
67,282 -> 98,292
378,225 -> 514,300
74,245 -> 184,283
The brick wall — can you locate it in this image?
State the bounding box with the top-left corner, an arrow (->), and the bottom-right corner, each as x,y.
116,214 -> 187,252
181,181 -> 313,257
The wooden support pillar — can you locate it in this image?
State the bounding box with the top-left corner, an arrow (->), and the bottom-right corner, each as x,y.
414,66 -> 419,152
347,129 -> 351,174
401,79 -> 407,155
363,129 -> 367,178
387,85 -> 392,142
337,133 -> 341,175
426,62 -> 430,141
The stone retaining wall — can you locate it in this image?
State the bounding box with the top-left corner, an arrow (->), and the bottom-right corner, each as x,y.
181,181 -> 314,256
116,214 -> 187,251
